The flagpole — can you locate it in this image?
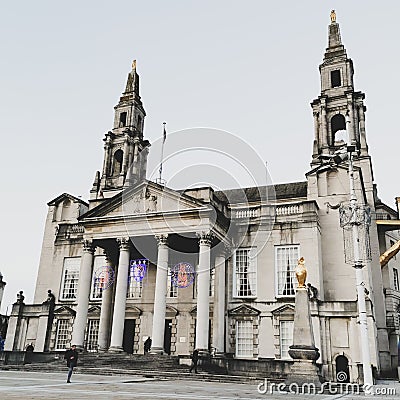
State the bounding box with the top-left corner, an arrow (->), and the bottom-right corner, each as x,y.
158,122 -> 166,184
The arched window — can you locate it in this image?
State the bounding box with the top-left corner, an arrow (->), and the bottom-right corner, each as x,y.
61,199 -> 72,221
331,114 -> 346,145
112,149 -> 123,175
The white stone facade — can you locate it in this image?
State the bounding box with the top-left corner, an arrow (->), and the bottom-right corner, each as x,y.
5,17 -> 400,383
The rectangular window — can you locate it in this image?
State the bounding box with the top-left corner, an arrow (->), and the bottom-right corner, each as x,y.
236,320 -> 253,358
394,268 -> 399,291
275,245 -> 299,297
167,267 -> 178,298
55,319 -> 70,351
60,257 -> 80,300
331,70 -> 341,87
90,256 -> 107,300
233,248 -> 257,298
209,267 -> 215,297
127,259 -> 148,298
86,319 -> 100,352
280,320 -> 294,359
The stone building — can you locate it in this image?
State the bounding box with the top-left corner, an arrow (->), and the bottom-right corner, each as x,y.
5,15 -> 400,382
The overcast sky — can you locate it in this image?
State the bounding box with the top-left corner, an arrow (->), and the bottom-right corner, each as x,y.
1,1 -> 400,313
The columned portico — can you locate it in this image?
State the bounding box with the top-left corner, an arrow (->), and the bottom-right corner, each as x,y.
151,234 -> 169,353
72,239 -> 95,349
212,251 -> 226,354
109,237 -> 130,352
97,251 -> 114,351
195,232 -> 212,353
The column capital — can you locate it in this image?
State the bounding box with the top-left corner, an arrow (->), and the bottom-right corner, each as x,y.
155,234 -> 168,246
197,231 -> 213,247
82,239 -> 96,254
117,237 -> 130,251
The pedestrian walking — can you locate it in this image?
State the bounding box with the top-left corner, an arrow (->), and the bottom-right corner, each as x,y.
64,344 -> 78,383
144,336 -> 152,354
189,349 -> 199,373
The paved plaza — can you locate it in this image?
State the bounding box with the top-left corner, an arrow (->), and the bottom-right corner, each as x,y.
0,370 -> 398,400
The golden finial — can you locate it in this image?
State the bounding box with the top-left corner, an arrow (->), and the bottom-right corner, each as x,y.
132,59 -> 137,70
330,10 -> 336,23
295,257 -> 307,288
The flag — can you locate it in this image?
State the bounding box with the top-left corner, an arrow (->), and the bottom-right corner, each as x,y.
163,123 -> 167,143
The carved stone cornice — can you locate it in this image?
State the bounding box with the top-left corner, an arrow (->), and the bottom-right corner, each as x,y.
198,231 -> 213,247
117,237 -> 130,251
155,234 -> 168,247
82,239 -> 96,254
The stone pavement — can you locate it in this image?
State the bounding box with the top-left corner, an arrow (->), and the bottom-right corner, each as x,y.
0,370 -> 398,399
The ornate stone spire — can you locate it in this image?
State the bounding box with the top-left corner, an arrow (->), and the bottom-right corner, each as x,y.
324,10 -> 346,61
124,59 -> 140,95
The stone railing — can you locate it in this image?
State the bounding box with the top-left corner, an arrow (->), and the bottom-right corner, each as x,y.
275,204 -> 302,216
56,223 -> 85,240
234,208 -> 260,219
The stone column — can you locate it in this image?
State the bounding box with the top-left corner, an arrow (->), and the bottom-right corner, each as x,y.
102,141 -> 110,176
97,252 -> 115,351
131,138 -> 140,178
196,233 -> 212,353
347,95 -> 356,144
312,112 -> 319,156
358,105 -> 368,154
109,238 -> 130,352
151,234 -> 169,353
320,103 -> 328,148
212,252 -> 226,354
121,135 -> 129,175
71,239 -> 95,349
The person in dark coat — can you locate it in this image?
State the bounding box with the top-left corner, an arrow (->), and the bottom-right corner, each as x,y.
144,337 -> 152,354
64,344 -> 78,383
189,349 -> 199,373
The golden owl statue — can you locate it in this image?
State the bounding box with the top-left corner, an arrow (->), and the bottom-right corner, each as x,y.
295,257 -> 307,288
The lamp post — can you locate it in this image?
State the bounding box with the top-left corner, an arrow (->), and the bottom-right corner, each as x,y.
322,117 -> 374,386
342,145 -> 373,387
333,113 -> 373,387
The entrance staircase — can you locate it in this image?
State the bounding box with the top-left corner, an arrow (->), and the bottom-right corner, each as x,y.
1,352 -> 267,384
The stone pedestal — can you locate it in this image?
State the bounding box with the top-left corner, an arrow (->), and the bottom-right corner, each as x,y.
286,287 -> 323,386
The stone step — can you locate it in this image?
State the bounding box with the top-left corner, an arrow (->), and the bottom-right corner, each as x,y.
1,363 -> 282,384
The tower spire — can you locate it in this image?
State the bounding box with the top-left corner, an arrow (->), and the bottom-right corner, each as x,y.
324,10 -> 346,61
90,60 -> 150,201
310,12 -> 369,164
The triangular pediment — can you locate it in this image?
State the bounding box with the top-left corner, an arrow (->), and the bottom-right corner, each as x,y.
271,304 -> 295,316
48,193 -> 88,207
228,304 -> 260,316
88,305 -> 101,315
80,180 -> 210,220
53,306 -> 76,316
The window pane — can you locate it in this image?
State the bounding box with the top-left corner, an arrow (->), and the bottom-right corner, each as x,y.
61,258 -> 81,300
275,246 -> 299,296
236,320 -> 253,358
86,319 -> 99,352
127,259 -> 147,298
234,249 -> 256,297
91,256 -> 107,300
55,319 -> 70,350
167,267 -> 178,298
280,320 -> 294,359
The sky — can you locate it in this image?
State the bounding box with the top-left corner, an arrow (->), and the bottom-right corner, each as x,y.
1,1 -> 400,313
